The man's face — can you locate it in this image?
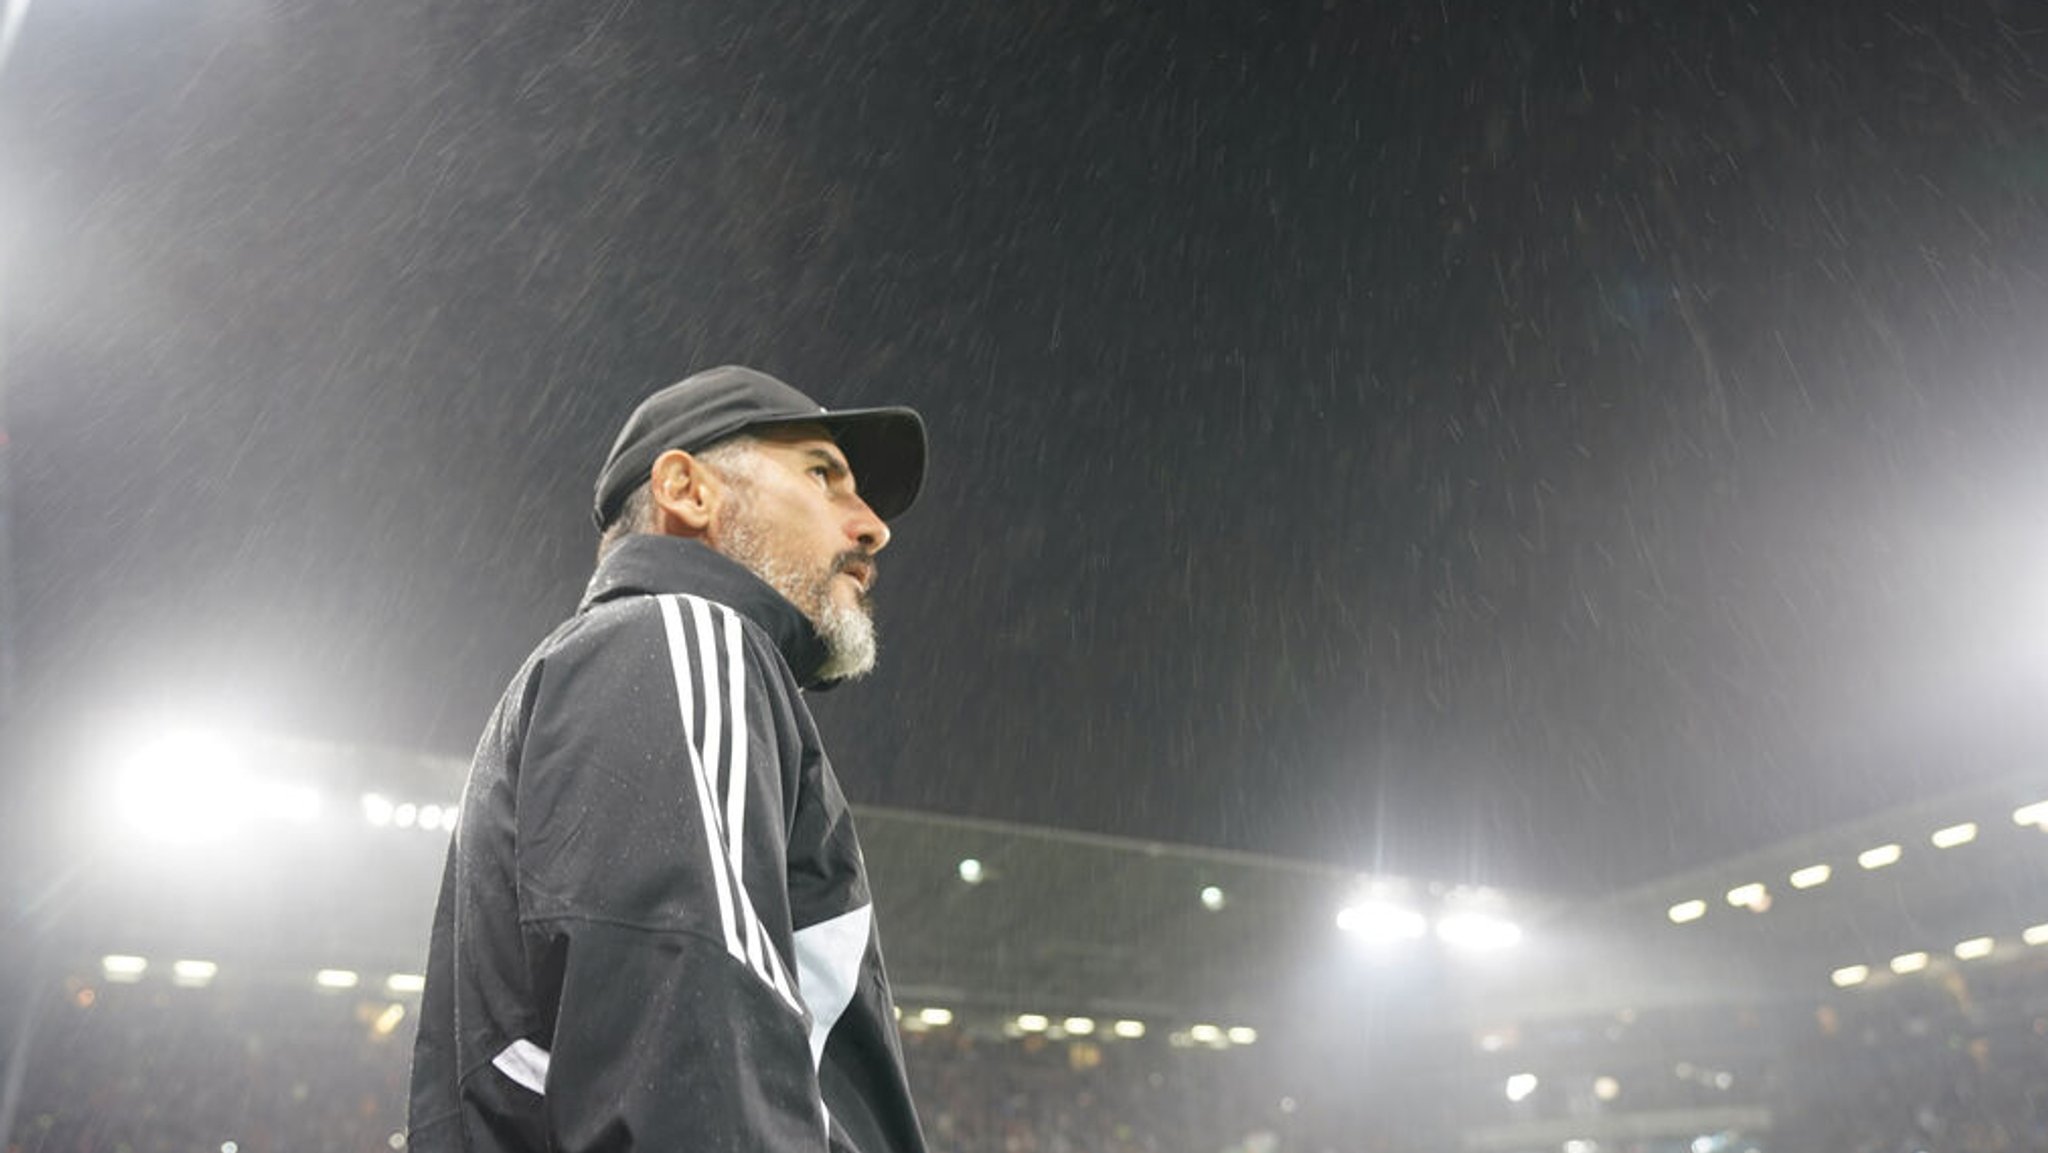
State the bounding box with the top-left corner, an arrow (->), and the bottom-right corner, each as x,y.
706,424 -> 892,680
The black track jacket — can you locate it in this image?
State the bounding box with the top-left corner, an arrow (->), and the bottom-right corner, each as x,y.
407,535 -> 927,1153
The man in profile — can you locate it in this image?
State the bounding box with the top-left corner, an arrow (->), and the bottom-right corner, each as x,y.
408,365 -> 931,1153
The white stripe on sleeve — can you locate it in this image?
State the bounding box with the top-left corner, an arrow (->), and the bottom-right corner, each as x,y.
657,595 -> 744,962
491,1039 -> 551,1096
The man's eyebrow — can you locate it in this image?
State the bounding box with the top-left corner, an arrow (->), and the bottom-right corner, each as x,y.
800,447 -> 852,476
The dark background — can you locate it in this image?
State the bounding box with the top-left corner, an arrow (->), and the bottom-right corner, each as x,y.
5,0 -> 2047,893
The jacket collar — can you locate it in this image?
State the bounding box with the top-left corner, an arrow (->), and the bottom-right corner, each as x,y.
580,534 -> 834,689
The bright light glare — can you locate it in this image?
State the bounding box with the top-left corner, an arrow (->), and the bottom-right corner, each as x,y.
1931,822 -> 1978,849
957,858 -> 985,884
385,973 -> 427,994
315,969 -> 360,989
1336,901 -> 1427,942
101,955 -> 147,982
1504,1073 -> 1538,1103
1436,911 -> 1523,951
918,1007 -> 953,1026
1189,1024 -> 1224,1044
395,803 -> 419,829
1111,1019 -> 1145,1039
172,959 -> 218,987
1831,964 -> 1871,987
1725,883 -> 1768,911
1667,900 -> 1707,924
2013,800 -> 2048,828
1858,843 -> 1902,870
1199,885 -> 1226,911
362,794 -> 395,827
372,1003 -> 407,1037
1954,937 -> 1995,960
1015,1014 -> 1049,1032
116,731 -> 249,843
1790,865 -> 1832,890
1226,1026 -> 1258,1045
1593,1076 -> 1620,1101
2025,923 -> 2048,947
1889,951 -> 1930,974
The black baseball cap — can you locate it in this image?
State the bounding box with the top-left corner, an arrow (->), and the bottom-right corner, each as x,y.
592,365 -> 927,528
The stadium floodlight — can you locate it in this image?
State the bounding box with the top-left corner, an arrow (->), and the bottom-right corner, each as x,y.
1504,1073 -> 1538,1103
386,973 -> 427,994
1830,964 -> 1871,987
315,969 -> 360,990
918,1007 -> 953,1027
956,858 -> 985,884
1888,951 -> 1929,975
1789,865 -> 1831,890
172,959 -> 219,988
1336,900 -> 1427,942
101,955 -> 148,983
1593,1076 -> 1620,1102
419,805 -> 444,832
2024,924 -> 2048,947
1436,911 -> 1524,951
1111,1019 -> 1145,1039
115,729 -> 250,844
372,1003 -> 407,1038
1931,822 -> 1978,849
1724,883 -> 1769,912
1015,1013 -> 1049,1033
362,794 -> 396,827
1667,899 -> 1707,924
1858,843 -> 1902,870
1188,1024 -> 1224,1045
1226,1026 -> 1257,1045
1954,937 -> 1995,961
1063,1016 -> 1096,1035
395,803 -> 419,829
1199,885 -> 1227,911
2013,800 -> 2048,828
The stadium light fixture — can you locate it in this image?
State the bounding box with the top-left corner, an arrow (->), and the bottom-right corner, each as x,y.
1504,1073 -> 1538,1103
101,955 -> 148,982
2013,800 -> 2048,828
1189,1024 -> 1224,1045
1436,911 -> 1524,951
1953,937 -> 1995,961
1199,885 -> 1226,911
385,973 -> 426,994
1593,1076 -> 1620,1102
1789,865 -> 1831,890
1888,951 -> 1929,975
362,794 -> 396,827
395,803 -> 419,829
956,858 -> 985,885
2024,924 -> 2048,947
1830,964 -> 1870,987
1858,843 -> 1902,870
1931,822 -> 1978,849
419,805 -> 444,832
1226,1026 -> 1257,1045
1724,883 -> 1769,912
1111,1019 -> 1145,1039
1063,1016 -> 1096,1035
918,1007 -> 953,1027
1667,899 -> 1707,924
172,959 -> 219,988
315,969 -> 360,990
1336,900 -> 1427,942
372,1003 -> 407,1037
1015,1013 -> 1049,1033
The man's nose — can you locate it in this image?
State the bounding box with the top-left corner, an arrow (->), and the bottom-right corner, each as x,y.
848,498 -> 890,553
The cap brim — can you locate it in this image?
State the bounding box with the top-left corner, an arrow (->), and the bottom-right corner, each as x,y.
756,405 -> 927,521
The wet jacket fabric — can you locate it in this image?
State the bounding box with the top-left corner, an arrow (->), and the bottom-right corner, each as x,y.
407,534 -> 927,1153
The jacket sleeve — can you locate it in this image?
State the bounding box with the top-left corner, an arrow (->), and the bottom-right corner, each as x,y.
513,595 -> 826,1152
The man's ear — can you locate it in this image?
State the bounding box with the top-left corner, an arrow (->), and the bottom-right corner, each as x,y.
648,449 -> 720,537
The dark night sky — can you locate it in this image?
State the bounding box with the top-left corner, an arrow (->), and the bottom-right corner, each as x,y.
5,0 -> 2047,893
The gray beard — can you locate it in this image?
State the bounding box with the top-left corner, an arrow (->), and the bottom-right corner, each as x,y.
716,507 -> 879,682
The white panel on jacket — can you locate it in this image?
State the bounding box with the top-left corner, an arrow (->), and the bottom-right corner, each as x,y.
792,903 -> 873,1067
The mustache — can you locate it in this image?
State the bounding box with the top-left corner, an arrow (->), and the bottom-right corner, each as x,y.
832,551 -> 878,593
